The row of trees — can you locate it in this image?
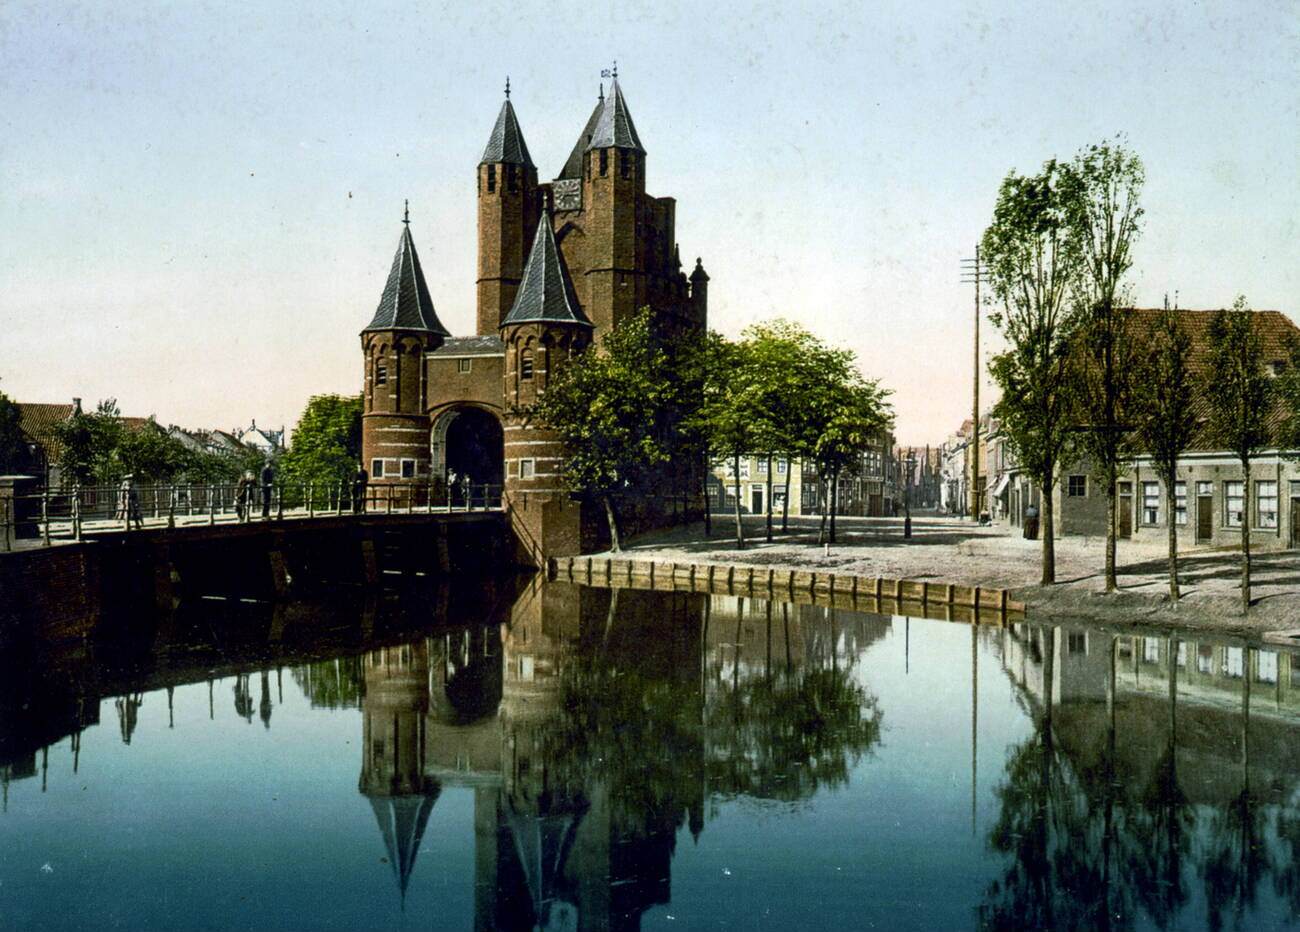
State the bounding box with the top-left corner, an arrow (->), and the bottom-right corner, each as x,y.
530,312 -> 893,551
984,137 -> 1296,610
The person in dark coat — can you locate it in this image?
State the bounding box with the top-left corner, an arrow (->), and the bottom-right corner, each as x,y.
235,471 -> 255,522
352,465 -> 369,514
260,461 -> 275,518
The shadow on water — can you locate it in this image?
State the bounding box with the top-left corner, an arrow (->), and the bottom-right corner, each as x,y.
4,573 -> 1300,930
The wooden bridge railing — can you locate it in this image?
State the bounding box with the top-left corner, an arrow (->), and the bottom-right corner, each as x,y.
1,481 -> 504,549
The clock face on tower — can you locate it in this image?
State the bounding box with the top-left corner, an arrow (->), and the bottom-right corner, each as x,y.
553,178 -> 581,212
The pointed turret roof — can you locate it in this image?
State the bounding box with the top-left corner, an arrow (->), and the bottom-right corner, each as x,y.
368,792 -> 439,905
557,92 -> 605,180
585,79 -> 644,153
362,211 -> 450,335
480,98 -> 534,168
502,214 -> 591,327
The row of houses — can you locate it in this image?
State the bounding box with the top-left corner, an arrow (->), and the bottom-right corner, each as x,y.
706,430 -> 941,518
12,397 -> 284,487
944,308 -> 1300,552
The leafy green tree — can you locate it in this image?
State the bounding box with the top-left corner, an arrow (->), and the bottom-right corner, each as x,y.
1062,139 -> 1145,593
692,336 -> 764,549
529,310 -> 680,551
812,378 -> 892,544
982,161 -> 1084,584
279,394 -> 362,492
0,391 -> 29,474
116,419 -> 191,481
1133,307 -> 1197,600
51,399 -> 125,486
1204,297 -> 1273,612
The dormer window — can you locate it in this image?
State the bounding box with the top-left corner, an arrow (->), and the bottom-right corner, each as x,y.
520,348 -> 534,380
487,164 -> 496,193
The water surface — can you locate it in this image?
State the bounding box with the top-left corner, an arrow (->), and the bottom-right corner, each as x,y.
3,577 -> 1299,930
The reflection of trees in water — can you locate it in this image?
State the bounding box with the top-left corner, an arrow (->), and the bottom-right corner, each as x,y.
291,656 -> 365,709
982,630 -> 1300,931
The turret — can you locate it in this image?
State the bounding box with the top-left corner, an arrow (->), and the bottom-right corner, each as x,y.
500,210 -> 593,557
581,77 -> 645,334
360,205 -> 449,496
689,257 -> 709,322
477,80 -> 540,335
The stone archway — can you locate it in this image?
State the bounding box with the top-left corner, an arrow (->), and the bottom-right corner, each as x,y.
429,406 -> 504,490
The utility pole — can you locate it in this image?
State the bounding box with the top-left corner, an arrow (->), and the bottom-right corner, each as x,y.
961,247 -> 985,522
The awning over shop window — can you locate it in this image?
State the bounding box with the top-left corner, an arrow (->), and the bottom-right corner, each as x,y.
990,473 -> 1011,498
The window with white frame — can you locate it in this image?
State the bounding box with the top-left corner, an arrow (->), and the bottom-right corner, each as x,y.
1223,646 -> 1244,678
1257,650 -> 1278,684
371,459 -> 385,479
457,358 -> 472,374
757,458 -> 768,476
1067,632 -> 1087,655
1067,475 -> 1086,497
1197,481 -> 1213,497
520,459 -> 535,479
1225,481 -> 1244,528
1143,638 -> 1160,663
1197,645 -> 1213,674
1175,481 -> 1187,525
1142,481 -> 1161,525
401,459 -> 415,479
739,460 -> 751,479
777,457 -> 788,476
1256,480 -> 1278,528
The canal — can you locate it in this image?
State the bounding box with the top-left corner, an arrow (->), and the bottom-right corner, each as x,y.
2,574 -> 1298,930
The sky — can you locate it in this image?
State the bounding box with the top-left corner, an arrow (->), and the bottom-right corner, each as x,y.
2,0 -> 1298,444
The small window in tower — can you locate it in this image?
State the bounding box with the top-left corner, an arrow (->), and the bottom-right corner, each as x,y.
599,149 -> 608,177
457,358 -> 472,374
620,150 -> 630,179
520,348 -> 534,380
507,163 -> 518,193
520,459 -> 536,479
401,459 -> 415,479
487,164 -> 496,193
371,459 -> 385,479
375,362 -> 387,385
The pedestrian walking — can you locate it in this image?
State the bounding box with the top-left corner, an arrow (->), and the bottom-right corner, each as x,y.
260,461 -> 275,518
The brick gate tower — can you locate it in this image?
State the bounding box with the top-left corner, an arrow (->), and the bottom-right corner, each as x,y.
359,75 -> 709,558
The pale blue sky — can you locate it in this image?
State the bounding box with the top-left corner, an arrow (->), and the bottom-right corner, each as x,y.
2,0 -> 1297,442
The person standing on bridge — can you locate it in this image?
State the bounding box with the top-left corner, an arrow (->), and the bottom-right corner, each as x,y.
122,475 -> 143,530
260,460 -> 275,519
235,471 -> 255,522
352,464 -> 368,514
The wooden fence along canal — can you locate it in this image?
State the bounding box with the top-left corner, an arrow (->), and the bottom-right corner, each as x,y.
548,556 -> 1026,623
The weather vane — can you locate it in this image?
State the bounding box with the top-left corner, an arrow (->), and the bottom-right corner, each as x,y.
403,199 -> 409,225
504,75 -> 510,99
601,61 -> 618,80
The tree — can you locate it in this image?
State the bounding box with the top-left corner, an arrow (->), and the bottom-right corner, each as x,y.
810,378 -> 892,544
1203,297 -> 1272,612
0,392 -> 29,474
982,161 -> 1084,584
692,335 -> 763,550
116,419 -> 191,481
51,399 -> 124,486
1133,307 -> 1197,600
530,310 -> 680,552
279,394 -> 362,492
1062,139 -> 1145,593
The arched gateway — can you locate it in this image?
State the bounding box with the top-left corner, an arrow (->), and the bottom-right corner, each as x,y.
429,406 -> 504,491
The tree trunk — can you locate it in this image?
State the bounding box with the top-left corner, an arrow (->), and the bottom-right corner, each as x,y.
1104,472 -> 1118,593
1041,474 -> 1056,585
1241,458 -> 1251,612
603,494 -> 622,553
703,454 -> 712,538
830,467 -> 839,544
781,460 -> 792,532
817,475 -> 829,545
765,453 -> 774,542
733,451 -> 744,550
1164,468 -> 1180,601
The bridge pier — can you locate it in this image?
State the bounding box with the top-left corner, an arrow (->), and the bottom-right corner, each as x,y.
152,543 -> 178,614
360,536 -> 380,586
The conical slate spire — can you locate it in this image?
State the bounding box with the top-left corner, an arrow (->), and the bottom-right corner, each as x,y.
557,94 -> 604,180
362,216 -> 450,335
480,98 -> 535,167
502,215 -> 591,327
585,78 -> 644,153
368,792 -> 439,906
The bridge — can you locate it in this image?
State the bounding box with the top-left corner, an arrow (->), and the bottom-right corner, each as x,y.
0,480 -> 532,646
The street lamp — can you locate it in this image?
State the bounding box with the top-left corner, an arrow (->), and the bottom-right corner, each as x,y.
904,451 -> 916,539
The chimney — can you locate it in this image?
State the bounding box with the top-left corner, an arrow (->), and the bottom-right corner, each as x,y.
72,397 -> 82,415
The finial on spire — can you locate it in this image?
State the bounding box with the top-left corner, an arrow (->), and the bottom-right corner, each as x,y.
504,75 -> 510,99
599,81 -> 604,102
612,59 -> 618,79
403,199 -> 409,225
